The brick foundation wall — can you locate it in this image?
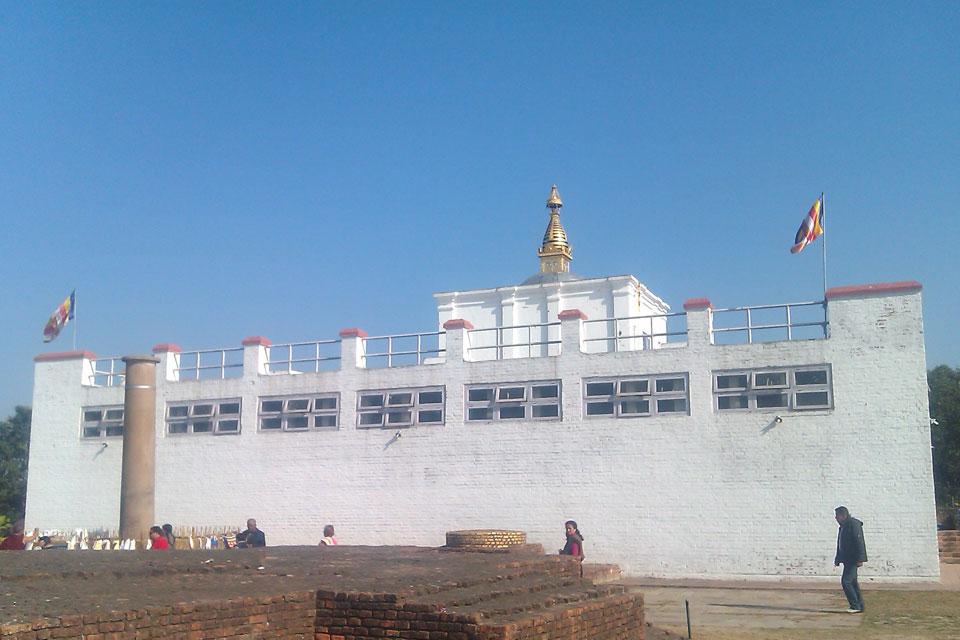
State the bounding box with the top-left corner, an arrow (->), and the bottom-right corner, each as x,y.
315,590 -> 644,640
939,530 -> 960,564
0,591 -> 317,640
0,589 -> 643,640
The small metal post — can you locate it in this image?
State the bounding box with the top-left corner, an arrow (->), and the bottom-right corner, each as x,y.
685,599 -> 692,639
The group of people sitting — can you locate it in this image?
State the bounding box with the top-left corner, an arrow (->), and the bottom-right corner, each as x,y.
145,519 -> 338,550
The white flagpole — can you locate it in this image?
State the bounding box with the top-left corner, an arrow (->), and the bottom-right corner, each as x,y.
821,193 -> 827,300
72,289 -> 78,350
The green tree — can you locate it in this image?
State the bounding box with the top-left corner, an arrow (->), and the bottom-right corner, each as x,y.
0,406 -> 31,524
929,366 -> 960,522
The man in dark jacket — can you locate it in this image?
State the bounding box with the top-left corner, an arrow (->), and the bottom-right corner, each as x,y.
237,518 -> 266,548
834,506 -> 867,613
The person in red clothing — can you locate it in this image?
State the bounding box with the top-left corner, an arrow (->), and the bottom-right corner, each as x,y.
0,520 -> 33,551
149,526 -> 169,550
559,520 -> 584,560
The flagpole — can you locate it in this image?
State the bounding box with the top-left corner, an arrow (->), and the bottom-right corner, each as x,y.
821,193 -> 827,300
73,289 -> 78,351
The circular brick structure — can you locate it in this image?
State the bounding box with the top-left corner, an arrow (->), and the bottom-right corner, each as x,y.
445,529 -> 527,551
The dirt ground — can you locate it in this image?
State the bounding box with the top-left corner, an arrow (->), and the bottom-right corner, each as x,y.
633,563 -> 960,640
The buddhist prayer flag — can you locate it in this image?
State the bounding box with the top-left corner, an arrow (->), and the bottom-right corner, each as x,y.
42,290 -> 75,343
790,196 -> 824,254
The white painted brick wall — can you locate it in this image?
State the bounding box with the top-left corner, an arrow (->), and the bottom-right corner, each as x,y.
24,286 -> 938,580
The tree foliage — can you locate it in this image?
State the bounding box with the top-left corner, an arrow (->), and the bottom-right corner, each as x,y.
0,406 -> 31,523
929,366 -> 960,516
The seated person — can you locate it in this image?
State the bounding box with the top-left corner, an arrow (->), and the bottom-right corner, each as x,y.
319,524 -> 338,546
149,526 -> 169,550
236,518 -> 266,548
0,521 -> 34,551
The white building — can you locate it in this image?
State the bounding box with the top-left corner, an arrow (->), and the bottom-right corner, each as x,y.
26,186 -> 938,580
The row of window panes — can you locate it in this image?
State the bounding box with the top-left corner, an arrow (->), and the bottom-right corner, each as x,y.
357,388 -> 444,427
81,407 -> 125,438
167,400 -> 241,435
259,395 -> 339,431
466,382 -> 561,421
584,375 -> 689,417
84,367 -> 832,438
714,367 -> 831,411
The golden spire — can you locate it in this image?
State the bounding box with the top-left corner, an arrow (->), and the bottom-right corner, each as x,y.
537,184 -> 572,274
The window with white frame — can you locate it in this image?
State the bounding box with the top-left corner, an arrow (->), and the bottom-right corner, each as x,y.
713,365 -> 832,412
82,406 -> 124,438
583,374 -> 689,418
466,381 -> 562,422
167,399 -> 242,435
259,394 -> 339,431
356,387 -> 444,428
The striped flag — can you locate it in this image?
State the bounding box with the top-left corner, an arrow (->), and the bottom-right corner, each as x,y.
790,196 -> 824,254
42,290 -> 75,343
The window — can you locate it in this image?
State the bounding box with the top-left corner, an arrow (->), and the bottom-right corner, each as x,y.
258,394 -> 339,431
714,365 -> 832,412
167,399 -> 242,435
466,381 -> 561,422
583,374 -> 689,418
356,387 -> 444,428
81,406 -> 124,438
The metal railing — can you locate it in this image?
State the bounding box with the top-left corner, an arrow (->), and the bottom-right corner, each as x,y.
88,357 -> 125,387
363,331 -> 445,368
267,339 -> 342,374
174,348 -> 244,381
467,321 -> 562,360
582,312 -> 688,352
712,301 -> 827,344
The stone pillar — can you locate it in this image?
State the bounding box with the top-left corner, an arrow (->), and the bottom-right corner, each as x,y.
241,336 -> 271,376
339,328 -> 368,370
119,354 -> 160,540
558,309 -> 587,355
682,298 -> 714,347
151,343 -> 181,381
441,319 -> 473,363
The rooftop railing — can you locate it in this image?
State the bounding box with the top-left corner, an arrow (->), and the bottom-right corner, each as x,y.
467,321 -> 562,360
89,357 -> 126,387
712,301 -> 827,344
267,339 -> 342,374
582,312 -> 688,353
363,331 -> 445,368
174,348 -> 244,381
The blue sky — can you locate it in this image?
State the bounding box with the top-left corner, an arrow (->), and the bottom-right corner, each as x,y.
1,2 -> 958,417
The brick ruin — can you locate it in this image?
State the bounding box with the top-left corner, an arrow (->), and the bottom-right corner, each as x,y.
0,545 -> 644,640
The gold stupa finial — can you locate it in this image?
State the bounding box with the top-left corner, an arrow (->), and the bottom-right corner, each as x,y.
546,184 -> 563,208
537,184 -> 572,274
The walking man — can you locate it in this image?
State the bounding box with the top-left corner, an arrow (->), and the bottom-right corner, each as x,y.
834,506 -> 867,613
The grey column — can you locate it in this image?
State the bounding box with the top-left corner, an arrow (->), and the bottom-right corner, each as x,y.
119,355 -> 160,540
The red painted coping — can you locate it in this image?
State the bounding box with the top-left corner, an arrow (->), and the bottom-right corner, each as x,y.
34,350 -> 96,362
558,309 -> 588,320
241,336 -> 272,347
151,343 -> 182,353
338,328 -> 368,338
825,281 -> 922,300
683,298 -> 713,311
442,319 -> 474,330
